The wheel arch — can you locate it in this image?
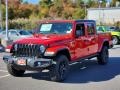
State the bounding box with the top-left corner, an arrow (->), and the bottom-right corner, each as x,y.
112,35 -> 119,39
99,41 -> 109,53
55,49 -> 71,61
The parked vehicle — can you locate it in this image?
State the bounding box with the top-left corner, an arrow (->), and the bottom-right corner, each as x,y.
0,39 -> 5,52
28,30 -> 35,35
0,30 -> 2,32
0,44 -> 5,52
0,29 -> 33,42
97,26 -> 120,45
3,20 -> 113,82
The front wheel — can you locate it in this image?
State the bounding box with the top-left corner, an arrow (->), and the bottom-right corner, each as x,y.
97,46 -> 109,65
49,55 -> 69,82
7,64 -> 25,77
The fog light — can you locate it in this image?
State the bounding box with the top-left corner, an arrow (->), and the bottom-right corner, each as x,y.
38,62 -> 41,66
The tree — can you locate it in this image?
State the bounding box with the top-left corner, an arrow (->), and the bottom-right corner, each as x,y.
111,0 -> 120,7
39,0 -> 52,7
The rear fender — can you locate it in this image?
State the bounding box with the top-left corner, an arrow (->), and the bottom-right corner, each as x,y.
98,39 -> 109,53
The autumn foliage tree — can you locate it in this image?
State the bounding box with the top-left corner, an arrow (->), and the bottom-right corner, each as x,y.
1,0 -> 120,29
1,0 -> 120,20
1,0 -> 36,20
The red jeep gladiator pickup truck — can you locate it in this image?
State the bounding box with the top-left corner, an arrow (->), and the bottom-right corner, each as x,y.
3,20 -> 113,82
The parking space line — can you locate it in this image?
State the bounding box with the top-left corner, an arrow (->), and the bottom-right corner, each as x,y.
0,70 -> 8,72
0,67 -> 6,69
0,74 -> 10,79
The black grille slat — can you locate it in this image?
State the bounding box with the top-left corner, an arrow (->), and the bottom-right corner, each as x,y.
35,45 -> 38,56
21,44 -> 23,56
12,44 -> 40,57
33,45 -> 35,56
23,44 -> 25,56
18,44 -> 20,56
31,45 -> 34,56
28,45 -> 31,56
30,45 -> 32,56
25,44 -> 28,56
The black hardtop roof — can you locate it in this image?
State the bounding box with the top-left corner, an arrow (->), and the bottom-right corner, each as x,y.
75,20 -> 95,23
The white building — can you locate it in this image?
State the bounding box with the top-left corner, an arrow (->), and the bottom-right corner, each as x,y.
87,7 -> 120,24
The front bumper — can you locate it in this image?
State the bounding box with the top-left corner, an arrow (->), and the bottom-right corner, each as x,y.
3,55 -> 54,69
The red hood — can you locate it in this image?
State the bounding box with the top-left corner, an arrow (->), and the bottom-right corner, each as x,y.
15,34 -> 72,45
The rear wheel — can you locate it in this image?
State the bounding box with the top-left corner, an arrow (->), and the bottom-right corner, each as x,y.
112,36 -> 119,45
49,55 -> 69,82
97,46 -> 109,65
7,64 -> 25,77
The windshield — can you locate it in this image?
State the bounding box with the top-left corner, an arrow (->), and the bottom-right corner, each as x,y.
19,30 -> 31,35
38,23 -> 73,34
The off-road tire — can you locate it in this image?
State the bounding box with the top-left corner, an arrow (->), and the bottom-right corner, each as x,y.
49,55 -> 69,82
7,64 -> 25,77
97,46 -> 109,65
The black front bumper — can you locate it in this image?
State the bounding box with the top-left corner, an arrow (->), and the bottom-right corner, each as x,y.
3,55 -> 54,70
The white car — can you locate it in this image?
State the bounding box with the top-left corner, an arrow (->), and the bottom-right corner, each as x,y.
0,29 -> 33,42
0,29 -> 2,33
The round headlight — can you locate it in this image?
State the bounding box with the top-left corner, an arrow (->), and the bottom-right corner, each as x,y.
39,45 -> 46,53
14,44 -> 18,51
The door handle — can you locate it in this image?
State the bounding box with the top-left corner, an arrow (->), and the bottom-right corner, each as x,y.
84,39 -> 89,42
91,38 -> 95,41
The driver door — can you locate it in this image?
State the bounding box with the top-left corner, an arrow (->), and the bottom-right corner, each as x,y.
74,23 -> 88,59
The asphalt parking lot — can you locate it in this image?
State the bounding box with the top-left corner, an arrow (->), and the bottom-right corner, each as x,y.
0,45 -> 120,90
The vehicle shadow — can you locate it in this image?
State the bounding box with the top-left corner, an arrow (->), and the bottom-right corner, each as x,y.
64,57 -> 120,83
23,57 -> 120,83
23,71 -> 50,81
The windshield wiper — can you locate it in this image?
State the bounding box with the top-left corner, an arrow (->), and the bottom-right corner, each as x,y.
39,32 -> 43,34
51,32 -> 58,34
39,32 -> 58,34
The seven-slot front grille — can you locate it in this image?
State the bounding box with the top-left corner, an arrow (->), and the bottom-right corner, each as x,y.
12,44 -> 41,57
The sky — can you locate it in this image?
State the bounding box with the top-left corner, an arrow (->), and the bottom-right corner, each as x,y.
23,0 -> 112,4
23,0 -> 40,4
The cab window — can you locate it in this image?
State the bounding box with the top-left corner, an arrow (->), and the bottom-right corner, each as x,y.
75,23 -> 85,37
87,23 -> 95,35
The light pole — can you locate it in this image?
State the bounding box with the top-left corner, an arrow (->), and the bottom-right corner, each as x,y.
0,0 -> 2,30
84,2 -> 87,19
5,0 -> 9,40
98,0 -> 102,25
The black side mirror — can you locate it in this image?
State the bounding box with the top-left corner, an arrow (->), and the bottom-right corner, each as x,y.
16,33 -> 19,36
